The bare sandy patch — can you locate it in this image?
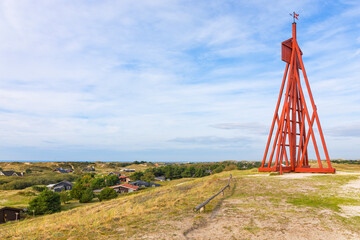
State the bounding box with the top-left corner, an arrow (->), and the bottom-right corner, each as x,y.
339,205 -> 360,218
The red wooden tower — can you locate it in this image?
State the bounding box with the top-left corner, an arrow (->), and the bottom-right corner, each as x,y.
259,14 -> 335,174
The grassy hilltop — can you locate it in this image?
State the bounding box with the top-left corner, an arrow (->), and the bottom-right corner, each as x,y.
1,162 -> 360,239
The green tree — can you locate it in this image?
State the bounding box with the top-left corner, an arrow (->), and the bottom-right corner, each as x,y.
70,183 -> 86,200
28,189 -> 61,215
194,168 -> 206,177
141,172 -> 155,182
214,165 -> 224,173
105,175 -> 119,186
59,191 -> 72,204
79,188 -> 94,203
90,177 -> 105,189
76,174 -> 94,187
173,166 -> 184,179
164,166 -> 174,179
25,169 -> 32,174
130,172 -> 144,181
98,187 -> 117,201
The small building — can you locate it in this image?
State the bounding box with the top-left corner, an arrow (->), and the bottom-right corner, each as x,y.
47,180 -> 74,192
54,168 -> 73,174
119,175 -> 130,183
109,183 -> 139,193
154,176 -> 166,182
0,207 -> 22,224
130,181 -> 160,188
0,171 -> 23,177
82,166 -> 95,172
120,168 -> 135,172
108,172 -> 122,176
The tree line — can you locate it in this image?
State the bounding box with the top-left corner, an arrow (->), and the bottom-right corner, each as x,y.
131,161 -> 262,181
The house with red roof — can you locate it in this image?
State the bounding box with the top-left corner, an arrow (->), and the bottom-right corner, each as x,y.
119,175 -> 130,183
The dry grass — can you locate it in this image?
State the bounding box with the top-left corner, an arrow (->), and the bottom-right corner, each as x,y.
0,173 -> 231,239
1,164 -> 360,239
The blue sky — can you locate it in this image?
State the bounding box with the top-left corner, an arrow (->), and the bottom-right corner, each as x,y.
0,0 -> 359,162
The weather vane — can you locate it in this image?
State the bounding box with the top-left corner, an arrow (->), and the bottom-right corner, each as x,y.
289,11 -> 299,23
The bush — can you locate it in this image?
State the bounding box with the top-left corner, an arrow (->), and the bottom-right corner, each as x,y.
224,164 -> 237,171
70,183 -> 86,200
141,172 -> 155,182
214,166 -> 224,173
59,191 -> 72,204
98,187 -> 117,201
90,177 -> 105,190
130,172 -> 144,181
28,189 -> 61,215
79,188 -> 94,203
32,185 -> 47,192
105,175 -> 119,186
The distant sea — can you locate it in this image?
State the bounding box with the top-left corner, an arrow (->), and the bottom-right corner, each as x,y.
0,160 -> 211,163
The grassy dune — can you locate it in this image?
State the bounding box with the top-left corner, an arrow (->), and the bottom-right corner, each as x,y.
0,161 -> 152,175
1,166 -> 360,239
0,172 -> 231,239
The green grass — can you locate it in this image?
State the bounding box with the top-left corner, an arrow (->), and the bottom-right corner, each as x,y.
287,195 -> 360,211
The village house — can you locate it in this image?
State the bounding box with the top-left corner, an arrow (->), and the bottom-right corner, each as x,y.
0,207 -> 22,224
47,180 -> 74,192
0,171 -> 23,177
120,168 -> 135,172
54,168 -> 73,173
154,176 -> 166,181
119,175 -> 130,183
110,183 -> 139,193
130,181 -> 160,188
82,166 -> 95,172
108,171 -> 121,176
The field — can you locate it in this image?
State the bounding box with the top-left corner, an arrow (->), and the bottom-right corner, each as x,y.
0,162 -> 360,239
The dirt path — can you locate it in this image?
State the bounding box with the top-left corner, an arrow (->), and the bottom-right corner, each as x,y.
183,175 -> 360,240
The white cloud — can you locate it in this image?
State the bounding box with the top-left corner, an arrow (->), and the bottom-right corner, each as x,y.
0,0 -> 359,161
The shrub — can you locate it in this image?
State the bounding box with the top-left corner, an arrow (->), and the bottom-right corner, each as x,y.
141,172 -> 155,182
79,188 -> 94,203
105,175 -> 120,186
214,166 -> 224,173
98,187 -> 117,201
224,164 -> 237,171
32,185 -> 47,192
90,177 -> 105,190
28,189 -> 61,215
70,183 -> 86,200
59,191 -> 72,204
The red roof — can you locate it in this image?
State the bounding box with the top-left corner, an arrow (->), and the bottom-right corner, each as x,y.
109,183 -> 138,190
119,176 -> 129,179
120,183 -> 138,190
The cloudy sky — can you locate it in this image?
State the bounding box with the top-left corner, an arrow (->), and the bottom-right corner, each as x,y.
0,0 -> 359,162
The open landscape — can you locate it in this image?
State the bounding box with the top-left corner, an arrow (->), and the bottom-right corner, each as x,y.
1,1 -> 360,240
0,161 -> 360,239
